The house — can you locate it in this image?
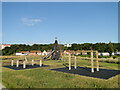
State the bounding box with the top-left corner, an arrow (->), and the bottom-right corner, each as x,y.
101,52 -> 110,56
16,51 -> 29,56
116,52 -> 120,55
76,50 -> 81,55
42,50 -> 47,56
98,52 -> 116,56
0,44 -> 11,50
29,51 -> 37,55
98,53 -> 101,56
82,52 -> 87,55
112,52 -> 115,56
64,50 -> 71,55
16,52 -> 25,56
37,51 -> 42,55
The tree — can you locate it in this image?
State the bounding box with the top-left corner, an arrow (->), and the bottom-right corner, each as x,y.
108,41 -> 113,56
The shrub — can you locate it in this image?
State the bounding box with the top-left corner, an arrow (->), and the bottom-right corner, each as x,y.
77,55 -> 91,58
98,56 -> 110,58
112,56 -> 117,59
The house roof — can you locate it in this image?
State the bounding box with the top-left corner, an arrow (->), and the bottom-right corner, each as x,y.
64,50 -> 71,52
4,44 -> 11,46
29,51 -> 42,53
30,51 -> 37,53
20,51 -> 28,53
37,51 -> 42,53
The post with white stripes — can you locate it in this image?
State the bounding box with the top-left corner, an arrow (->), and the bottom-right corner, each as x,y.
91,50 -> 94,73
25,56 -> 27,62
69,53 -> 71,70
11,60 -> 13,66
40,60 -> 42,66
96,51 -> 99,71
23,61 -> 26,68
74,56 -> 77,69
32,60 -> 34,66
16,60 -> 19,67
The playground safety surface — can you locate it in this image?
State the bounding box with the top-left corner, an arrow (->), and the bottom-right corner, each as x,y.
3,64 -> 50,70
50,66 -> 120,79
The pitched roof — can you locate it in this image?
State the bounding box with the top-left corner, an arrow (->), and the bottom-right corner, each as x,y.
20,51 -> 28,53
30,51 -> 37,53
37,51 -> 42,53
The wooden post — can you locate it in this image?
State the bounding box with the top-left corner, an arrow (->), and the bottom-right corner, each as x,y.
32,60 -> 34,66
25,56 -> 27,62
40,60 -> 42,66
62,54 -> 63,61
96,51 -> 99,71
16,60 -> 19,67
69,53 -> 71,70
91,50 -> 94,72
23,61 -> 26,68
11,60 -> 13,66
74,56 -> 77,69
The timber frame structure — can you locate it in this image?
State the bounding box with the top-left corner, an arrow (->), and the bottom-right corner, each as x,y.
11,56 -> 43,68
68,50 -> 99,73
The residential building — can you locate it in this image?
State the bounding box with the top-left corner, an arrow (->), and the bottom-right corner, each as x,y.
82,52 -> 87,55
16,51 -> 29,56
116,52 -> 120,55
64,50 -> 71,55
42,50 -> 47,56
37,51 -> 42,55
29,51 -> 37,55
0,44 -> 11,50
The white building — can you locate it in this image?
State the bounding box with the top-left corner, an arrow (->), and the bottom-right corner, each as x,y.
116,52 -> 120,55
98,52 -> 117,56
64,42 -> 72,47
16,51 -> 29,56
112,52 -> 115,56
98,53 -> 101,56
42,50 -> 47,56
98,52 -> 109,56
0,44 -> 11,50
37,51 -> 42,55
16,52 -> 27,56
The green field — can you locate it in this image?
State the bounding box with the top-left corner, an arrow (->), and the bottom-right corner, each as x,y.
2,56 -> 120,88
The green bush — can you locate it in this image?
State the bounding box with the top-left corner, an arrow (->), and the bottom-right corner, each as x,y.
77,55 -> 91,57
98,56 -> 110,58
112,56 -> 117,59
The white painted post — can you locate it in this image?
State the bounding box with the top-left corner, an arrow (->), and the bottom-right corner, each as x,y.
16,60 -> 19,67
23,61 -> 26,68
32,60 -> 34,66
40,60 -> 42,66
74,56 -> 77,69
96,51 -> 99,71
69,53 -> 71,70
91,50 -> 94,73
11,60 -> 13,66
25,56 -> 27,62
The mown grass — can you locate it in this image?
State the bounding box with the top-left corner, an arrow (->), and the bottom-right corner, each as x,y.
2,56 -> 120,88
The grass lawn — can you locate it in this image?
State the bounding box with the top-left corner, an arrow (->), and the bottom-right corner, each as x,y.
2,56 -> 120,88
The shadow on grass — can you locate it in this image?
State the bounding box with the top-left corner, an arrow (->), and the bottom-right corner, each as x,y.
3,64 -> 50,70
50,66 -> 120,79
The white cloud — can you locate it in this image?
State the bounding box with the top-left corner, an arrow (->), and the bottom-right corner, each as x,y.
31,19 -> 41,22
21,18 -> 42,26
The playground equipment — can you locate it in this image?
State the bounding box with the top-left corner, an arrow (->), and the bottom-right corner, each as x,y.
44,50 -> 55,59
66,50 -> 99,73
44,37 -> 60,60
11,56 -> 43,69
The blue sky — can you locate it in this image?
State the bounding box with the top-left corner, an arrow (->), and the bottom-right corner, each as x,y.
2,2 -> 118,44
